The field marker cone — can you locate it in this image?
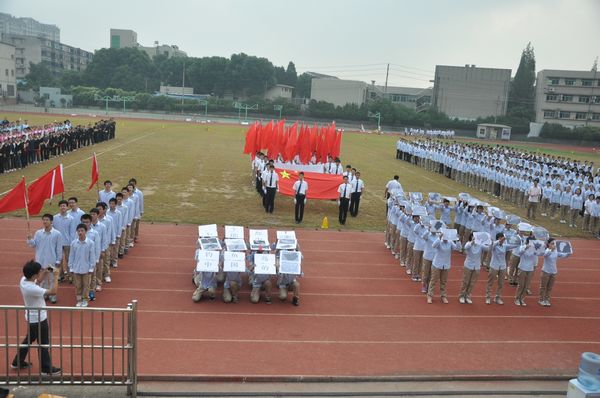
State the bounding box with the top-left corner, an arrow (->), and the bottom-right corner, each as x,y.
321,216 -> 329,229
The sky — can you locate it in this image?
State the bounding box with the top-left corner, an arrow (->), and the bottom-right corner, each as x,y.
3,0 -> 600,88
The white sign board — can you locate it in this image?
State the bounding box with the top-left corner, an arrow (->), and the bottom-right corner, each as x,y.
253,253 -> 276,275
556,240 -> 573,255
225,239 -> 247,252
531,240 -> 546,256
249,229 -> 270,251
276,230 -> 297,240
276,238 -> 297,250
198,237 -> 222,251
198,224 -> 218,238
223,251 -> 247,272
409,192 -> 423,202
195,250 -> 220,272
441,228 -> 459,241
279,250 -> 302,275
412,205 -> 428,217
430,220 -> 445,233
428,192 -> 442,202
225,225 -> 245,239
473,231 -> 491,246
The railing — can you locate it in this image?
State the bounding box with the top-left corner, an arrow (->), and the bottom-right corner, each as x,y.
1,300 -> 138,397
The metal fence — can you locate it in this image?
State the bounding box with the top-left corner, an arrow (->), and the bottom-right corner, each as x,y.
1,300 -> 138,397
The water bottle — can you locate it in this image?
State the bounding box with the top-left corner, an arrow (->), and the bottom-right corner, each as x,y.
578,352 -> 600,391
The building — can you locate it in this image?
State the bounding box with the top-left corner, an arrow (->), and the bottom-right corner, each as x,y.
265,84 -> 293,101
39,86 -> 72,107
534,69 -> 600,128
1,33 -> 93,79
0,41 -> 17,104
109,28 -> 187,58
0,13 -> 60,42
311,78 -> 368,107
371,85 -> 432,112
476,123 -> 511,140
432,65 -> 511,120
159,85 -> 194,96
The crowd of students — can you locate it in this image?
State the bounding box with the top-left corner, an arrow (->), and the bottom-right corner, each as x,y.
403,128 -> 456,138
384,191 -> 572,307
0,118 -> 116,174
395,138 -> 600,237
24,179 -> 144,307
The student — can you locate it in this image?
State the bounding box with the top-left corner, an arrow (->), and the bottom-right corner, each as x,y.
67,196 -> 85,238
349,171 -> 365,217
421,227 -> 438,294
514,237 -> 538,307
53,200 -> 73,283
96,202 -> 114,284
11,260 -> 61,375
115,192 -> 129,258
128,178 -> 144,243
88,208 -> 107,293
384,175 -> 403,200
79,214 -> 101,301
248,247 -> 273,304
99,180 -> 116,204
107,198 -> 123,268
591,196 -> 600,238
439,199 -> 453,227
411,215 -> 426,281
192,248 -> 217,302
487,233 -> 516,305
526,179 -> 542,220
27,214 -> 63,304
68,224 -> 96,307
549,184 -> 562,220
222,250 -> 244,304
459,233 -> 490,304
292,172 -> 308,224
559,185 -> 572,224
404,211 -> 417,275
583,194 -> 595,231
539,238 -> 571,307
427,231 -> 461,304
126,183 -> 139,247
337,175 -> 352,225
508,229 -> 527,286
540,181 -> 553,217
569,187 -> 584,228
262,164 -> 279,214
277,262 -> 302,307
121,187 -> 135,253
397,205 -> 410,266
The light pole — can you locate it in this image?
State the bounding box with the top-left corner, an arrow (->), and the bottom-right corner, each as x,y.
274,104 -> 283,120
368,111 -> 381,131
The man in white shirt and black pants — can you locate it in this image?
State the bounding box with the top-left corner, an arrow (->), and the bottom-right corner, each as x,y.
350,171 -> 365,217
11,260 -> 61,375
262,164 -> 279,214
338,175 -> 352,225
293,172 -> 308,224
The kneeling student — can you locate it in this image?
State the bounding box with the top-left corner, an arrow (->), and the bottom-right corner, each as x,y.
248,247 -> 273,304
192,248 -> 217,302
277,249 -> 303,306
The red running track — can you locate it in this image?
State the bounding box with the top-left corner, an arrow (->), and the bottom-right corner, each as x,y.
0,218 -> 599,380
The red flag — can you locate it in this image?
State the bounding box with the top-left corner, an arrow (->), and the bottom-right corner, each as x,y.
298,125 -> 312,164
276,168 -> 342,200
87,153 -> 99,191
284,122 -> 298,161
243,122 -> 258,155
27,165 -> 65,216
331,130 -> 343,159
0,177 -> 27,214
260,120 -> 273,150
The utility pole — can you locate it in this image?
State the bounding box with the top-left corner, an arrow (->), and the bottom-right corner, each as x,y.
181,61 -> 186,114
384,63 -> 389,94
586,57 -> 598,127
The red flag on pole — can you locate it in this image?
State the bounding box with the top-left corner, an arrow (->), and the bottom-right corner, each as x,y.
243,122 -> 258,155
27,165 -> 65,216
276,168 -> 342,200
0,177 -> 27,214
87,153 -> 99,191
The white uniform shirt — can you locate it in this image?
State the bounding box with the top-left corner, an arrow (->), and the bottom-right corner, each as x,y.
292,180 -> 308,195
338,183 -> 352,199
20,277 -> 47,323
351,179 -> 364,193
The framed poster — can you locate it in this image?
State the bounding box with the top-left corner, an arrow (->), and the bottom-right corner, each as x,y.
409,192 -> 423,203
428,192 -> 442,202
473,231 -> 492,246
276,230 -> 297,240
276,238 -> 297,250
225,239 -> 247,252
556,240 -> 573,255
253,253 -> 276,275
223,251 -> 247,272
279,250 -> 302,275
531,240 -> 546,256
198,237 -> 222,251
249,229 -> 270,251
430,220 -> 446,233
441,228 -> 458,241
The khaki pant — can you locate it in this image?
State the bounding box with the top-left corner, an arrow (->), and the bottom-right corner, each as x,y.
412,250 -> 424,276
250,280 -> 272,303
582,214 -> 591,231
392,230 -> 401,254
428,267 -> 449,298
460,268 -> 480,299
515,270 -> 534,301
278,281 -> 300,301
223,281 -> 240,303
119,227 -> 129,254
486,268 -> 505,299
133,218 -> 141,239
398,237 -> 408,265
539,271 -> 556,302
560,205 -> 570,221
73,273 -> 90,301
541,198 -> 550,214
385,224 -> 395,248
527,201 -> 538,220
421,259 -> 433,287
550,203 -> 559,218
570,208 -> 580,226
591,216 -> 599,234
405,242 -> 415,269
110,243 -> 118,265
103,247 -> 111,277
508,254 -> 520,283
61,246 -> 70,276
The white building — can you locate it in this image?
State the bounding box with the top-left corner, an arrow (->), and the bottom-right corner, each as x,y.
110,28 -> 187,58
39,86 -> 72,107
159,85 -> 194,96
432,65 -> 511,120
0,41 -> 17,104
534,69 -> 600,128
311,78 -> 368,107
0,13 -> 60,42
265,84 -> 293,101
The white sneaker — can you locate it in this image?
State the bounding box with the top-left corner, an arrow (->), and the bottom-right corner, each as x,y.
95,285 -> 102,292
81,300 -> 88,307
104,276 -> 111,283
459,296 -> 466,304
514,299 -> 521,306
466,297 -> 473,304
75,301 -> 82,307
485,298 -> 491,305
544,300 -> 551,307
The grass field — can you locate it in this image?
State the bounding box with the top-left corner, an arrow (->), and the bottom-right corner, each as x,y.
0,112 -> 598,238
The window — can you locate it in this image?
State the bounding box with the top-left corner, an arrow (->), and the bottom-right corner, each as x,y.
561,94 -> 573,102
565,79 -> 575,86
559,111 -> 571,119
546,94 -> 557,101
391,94 -> 400,102
7,84 -> 14,96
594,96 -> 600,104
11,70 -> 14,77
575,112 -> 588,120
582,79 -> 593,86
543,110 -> 556,118
548,77 -> 559,85
592,113 -> 600,120
579,96 -> 590,103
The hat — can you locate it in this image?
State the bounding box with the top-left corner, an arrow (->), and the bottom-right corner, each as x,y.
517,222 -> 533,232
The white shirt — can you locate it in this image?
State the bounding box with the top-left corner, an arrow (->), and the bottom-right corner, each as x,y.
20,276 -> 47,323
262,170 -> 279,188
329,163 -> 343,175
99,190 -> 116,204
352,179 -> 364,193
386,179 -> 403,193
292,180 -> 308,195
338,183 -> 352,199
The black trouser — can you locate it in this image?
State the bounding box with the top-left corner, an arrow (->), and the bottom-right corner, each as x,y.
265,187 -> 276,213
255,177 -> 263,195
13,319 -> 52,371
339,197 -> 349,224
295,194 -> 306,222
350,192 -> 362,216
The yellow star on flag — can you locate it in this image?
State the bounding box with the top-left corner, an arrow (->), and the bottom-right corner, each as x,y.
280,170 -> 291,179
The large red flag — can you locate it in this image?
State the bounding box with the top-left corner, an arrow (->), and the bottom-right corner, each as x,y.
27,165 -> 65,216
243,122 -> 258,155
331,130 -> 342,159
298,125 -> 312,164
0,177 -> 27,214
87,153 -> 99,191
275,168 -> 342,200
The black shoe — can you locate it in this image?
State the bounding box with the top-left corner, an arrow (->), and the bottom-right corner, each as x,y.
292,297 -> 300,306
41,367 -> 61,376
11,361 -> 32,369
118,254 -> 124,259
265,297 -> 272,304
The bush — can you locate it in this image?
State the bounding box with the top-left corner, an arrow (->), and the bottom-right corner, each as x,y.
540,123 -> 600,141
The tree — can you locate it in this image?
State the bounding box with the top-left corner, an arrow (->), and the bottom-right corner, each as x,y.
23,62 -> 55,90
508,42 -> 536,120
296,73 -> 312,98
285,61 -> 297,87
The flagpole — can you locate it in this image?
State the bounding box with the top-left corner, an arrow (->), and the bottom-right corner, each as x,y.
23,176 -> 31,236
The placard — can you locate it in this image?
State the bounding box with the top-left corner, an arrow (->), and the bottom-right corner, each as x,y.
276,238 -> 297,250
195,250 -> 220,272
225,225 -> 244,239
409,192 -> 423,203
506,234 -> 522,246
458,193 -> 471,201
532,227 -> 549,241
276,230 -> 297,240
556,240 -> 573,255
253,253 -> 276,275
441,228 -> 459,241
430,219 -> 446,233
198,237 -> 222,251
531,240 -> 546,256
412,205 -> 428,217
491,209 -> 506,219
443,196 -> 457,203
225,239 -> 247,252
223,251 -> 247,272
249,229 -> 270,251
517,222 -> 533,233
473,231 -> 491,246
198,224 -> 218,237
428,192 -> 442,202
487,206 -> 500,217
279,250 -> 302,275
506,214 -> 521,225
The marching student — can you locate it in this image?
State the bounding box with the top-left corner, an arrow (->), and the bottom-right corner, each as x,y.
128,178 -> 144,243
439,198 -> 453,227
397,205 -> 410,266
337,175 -> 352,225
262,164 -> 279,214
486,233 -> 519,305
115,192 -> 129,258
99,180 -> 116,204
514,237 -> 539,307
96,202 -> 114,283
26,214 -> 63,304
569,187 -> 584,228
121,187 -> 136,253
88,208 -> 107,293
349,171 -> 364,217
328,157 -> 343,175
292,172 -> 308,224
427,231 -> 461,304
549,184 -> 562,220
68,224 -> 96,307
539,238 -> 571,307
79,214 -> 101,301
384,175 -> 403,200
508,228 -> 527,286
107,198 -> 123,268
411,216 -> 427,282
53,200 -> 73,282
404,209 -> 417,274
421,227 -> 438,294
125,184 -> 139,248
459,233 -> 490,304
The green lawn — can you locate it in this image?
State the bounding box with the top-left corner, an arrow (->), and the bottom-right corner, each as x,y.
0,113 -> 597,238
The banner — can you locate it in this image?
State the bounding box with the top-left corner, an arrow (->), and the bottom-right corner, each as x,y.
27,165 -> 65,216
276,168 -> 342,200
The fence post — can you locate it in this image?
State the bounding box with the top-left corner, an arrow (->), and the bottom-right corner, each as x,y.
127,300 -> 138,398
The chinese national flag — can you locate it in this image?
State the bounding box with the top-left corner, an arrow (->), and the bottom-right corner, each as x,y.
276,168 -> 342,200
27,165 -> 65,216
87,153 -> 99,191
0,177 -> 27,214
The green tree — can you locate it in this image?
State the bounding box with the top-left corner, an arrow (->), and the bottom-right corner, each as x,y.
508,42 -> 536,120
296,73 -> 312,98
285,61 -> 297,87
23,62 -> 55,90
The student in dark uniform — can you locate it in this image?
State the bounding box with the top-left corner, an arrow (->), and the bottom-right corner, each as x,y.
293,172 -> 308,223
349,171 -> 365,217
337,175 -> 352,225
